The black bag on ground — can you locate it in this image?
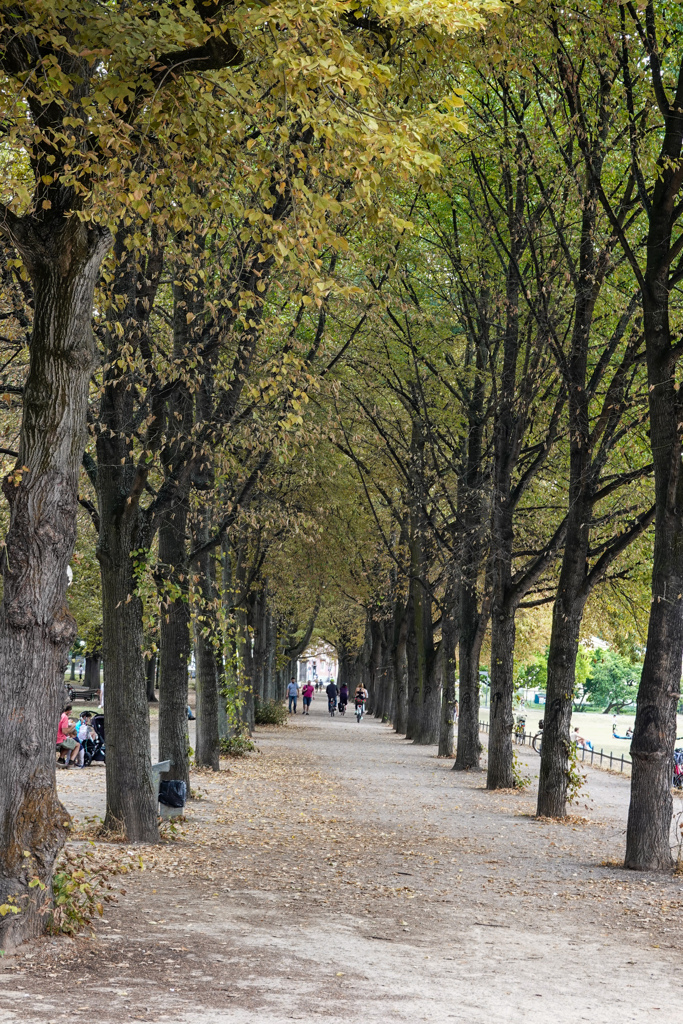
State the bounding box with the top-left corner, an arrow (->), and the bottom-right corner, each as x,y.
159,780 -> 187,807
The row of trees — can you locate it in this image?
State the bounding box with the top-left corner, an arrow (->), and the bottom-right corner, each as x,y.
1,0 -> 683,947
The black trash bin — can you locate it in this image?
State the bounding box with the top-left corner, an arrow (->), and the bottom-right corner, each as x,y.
159,780 -> 187,809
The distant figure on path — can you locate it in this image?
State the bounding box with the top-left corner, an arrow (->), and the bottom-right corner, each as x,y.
338,683 -> 349,711
302,681 -> 314,715
287,678 -> 300,714
326,678 -> 338,714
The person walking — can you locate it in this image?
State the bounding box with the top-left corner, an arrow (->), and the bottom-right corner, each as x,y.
302,680 -> 314,715
326,678 -> 338,715
287,678 -> 300,714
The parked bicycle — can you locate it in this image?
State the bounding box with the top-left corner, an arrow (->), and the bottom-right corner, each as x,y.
532,719 -> 544,755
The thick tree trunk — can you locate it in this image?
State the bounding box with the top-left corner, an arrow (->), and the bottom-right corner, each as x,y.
194,541 -> 220,771
236,605 -> 254,732
626,288 -> 683,869
146,654 -> 158,703
438,596 -> 458,757
454,584 -> 486,771
84,653 -> 101,691
536,544 -> 589,815
96,230 -> 162,843
378,618 -> 395,723
487,613 -> 515,788
0,216 -> 111,947
393,612 -> 409,735
100,552 -> 157,839
158,500 -> 191,790
370,615 -> 384,719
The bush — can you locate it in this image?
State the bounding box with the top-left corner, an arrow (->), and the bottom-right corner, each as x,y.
254,698 -> 288,726
219,733 -> 256,757
48,845 -> 142,936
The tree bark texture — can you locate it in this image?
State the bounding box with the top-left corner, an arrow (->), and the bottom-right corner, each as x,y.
145,654 -> 158,703
393,610 -> 409,735
438,592 -> 458,757
96,230 -> 162,843
487,613 -> 516,788
0,215 -> 111,947
158,499 -> 191,790
194,539 -> 221,771
626,206 -> 683,869
453,329 -> 488,772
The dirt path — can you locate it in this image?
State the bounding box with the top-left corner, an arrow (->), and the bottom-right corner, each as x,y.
3,701 -> 683,1024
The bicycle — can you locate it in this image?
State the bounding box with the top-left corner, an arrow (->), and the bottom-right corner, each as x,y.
328,698 -> 337,717
355,701 -> 365,723
338,701 -> 347,716
532,731 -> 543,755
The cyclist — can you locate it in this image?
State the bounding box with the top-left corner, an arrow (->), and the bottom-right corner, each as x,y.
326,678 -> 338,715
354,683 -> 368,718
338,682 -> 349,713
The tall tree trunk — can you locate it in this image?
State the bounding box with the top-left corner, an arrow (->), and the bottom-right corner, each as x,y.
438,591 -> 458,757
146,654 -> 158,703
84,653 -> 101,691
194,539 -> 221,771
158,499 -> 191,790
393,611 -> 409,735
236,604 -> 254,732
454,586 -> 487,770
96,229 -> 162,844
487,612 -> 516,787
0,216 -> 111,947
624,46 -> 683,870
536,578 -> 587,817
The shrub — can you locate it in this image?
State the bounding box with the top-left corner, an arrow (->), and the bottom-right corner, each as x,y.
219,733 -> 256,757
254,698 -> 288,726
48,845 -> 142,936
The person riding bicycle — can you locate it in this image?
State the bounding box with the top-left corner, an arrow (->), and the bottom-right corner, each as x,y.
354,684 -> 368,709
339,683 -> 349,709
326,679 -> 338,713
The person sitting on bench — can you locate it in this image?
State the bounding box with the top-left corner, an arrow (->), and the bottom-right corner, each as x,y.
56,705 -> 81,768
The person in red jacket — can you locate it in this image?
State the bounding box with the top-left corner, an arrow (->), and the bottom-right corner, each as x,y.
302,681 -> 314,715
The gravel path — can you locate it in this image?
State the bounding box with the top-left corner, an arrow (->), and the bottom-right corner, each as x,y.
2,699 -> 683,1023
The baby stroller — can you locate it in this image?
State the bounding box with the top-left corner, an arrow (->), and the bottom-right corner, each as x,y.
83,714 -> 105,767
673,749 -> 683,789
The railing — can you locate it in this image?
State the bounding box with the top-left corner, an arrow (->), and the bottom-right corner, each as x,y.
478,719 -> 633,775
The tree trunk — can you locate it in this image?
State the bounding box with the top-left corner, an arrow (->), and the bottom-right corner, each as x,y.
158,500 -> 191,790
145,654 -> 158,703
625,282 -> 683,869
454,584 -> 486,771
100,550 -> 157,839
95,229 -> 162,843
236,604 -> 254,732
84,653 -> 101,691
438,594 -> 458,757
370,615 -> 384,718
624,54 -> 683,868
0,216 -> 111,947
393,611 -> 409,735
487,613 -> 515,787
194,540 -> 220,771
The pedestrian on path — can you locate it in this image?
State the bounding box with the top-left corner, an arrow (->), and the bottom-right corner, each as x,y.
287,678 -> 300,714
302,681 -> 314,715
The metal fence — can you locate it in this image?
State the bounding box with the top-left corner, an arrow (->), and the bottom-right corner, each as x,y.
478,719 -> 633,775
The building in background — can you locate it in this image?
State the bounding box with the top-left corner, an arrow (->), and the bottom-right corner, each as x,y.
298,643 -> 338,684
